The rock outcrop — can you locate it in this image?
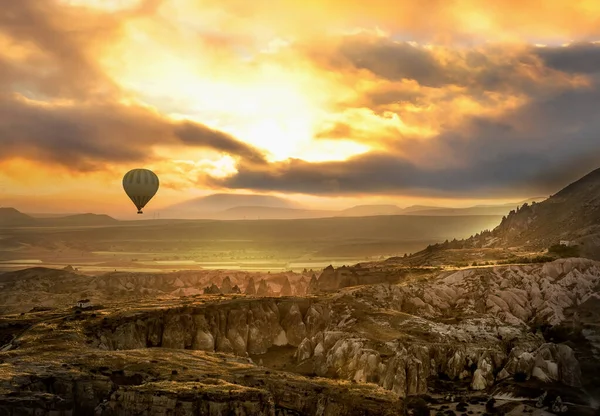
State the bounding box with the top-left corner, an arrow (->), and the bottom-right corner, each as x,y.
0,347 -> 403,416
307,274 -> 320,294
2,258 -> 599,414
95,298 -> 331,356
203,283 -> 221,294
295,277 -> 308,296
280,277 -> 293,296
245,277 -> 256,295
256,279 -> 271,296
220,276 -> 233,294
293,259 -> 599,399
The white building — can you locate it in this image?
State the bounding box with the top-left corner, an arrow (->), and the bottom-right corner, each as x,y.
559,240 -> 573,247
76,299 -> 92,309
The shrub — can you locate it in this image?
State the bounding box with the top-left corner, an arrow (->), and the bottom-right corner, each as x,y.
548,244 -> 580,258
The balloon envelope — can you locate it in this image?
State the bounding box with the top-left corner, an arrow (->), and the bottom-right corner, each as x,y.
122,169 -> 159,214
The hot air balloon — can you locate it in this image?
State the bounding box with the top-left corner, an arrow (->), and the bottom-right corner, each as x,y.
122,168 -> 159,214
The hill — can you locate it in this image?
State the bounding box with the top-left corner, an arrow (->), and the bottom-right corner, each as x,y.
336,205 -> 402,217
0,208 -> 36,227
0,209 -> 118,228
401,198 -> 546,216
406,168 -> 600,261
403,205 -> 533,216
39,213 -> 118,226
483,167 -> 600,256
26,213 -> 79,218
212,206 -> 334,220
164,198 -> 543,220
164,193 -> 303,218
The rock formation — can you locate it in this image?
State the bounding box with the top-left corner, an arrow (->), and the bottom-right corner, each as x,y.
245,277 -> 256,295
220,276 -> 233,294
203,283 -> 221,295
295,276 -> 308,295
307,274 -> 320,294
280,277 -> 293,296
256,279 -> 270,296
293,259 -> 599,400
95,298 -> 327,355
1,258 -> 599,414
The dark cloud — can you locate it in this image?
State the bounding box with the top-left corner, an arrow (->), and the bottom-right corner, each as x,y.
338,37 -> 449,87
214,82 -> 600,197
0,0 -> 265,171
534,42 -> 600,74
174,123 -> 266,164
209,151 -> 553,197
318,34 -> 574,97
0,0 -> 124,98
0,95 -> 266,171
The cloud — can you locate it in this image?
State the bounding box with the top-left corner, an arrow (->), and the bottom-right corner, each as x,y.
3,0 -> 600,203
0,0 -> 265,172
534,42 -> 600,74
0,94 -> 266,171
174,123 -> 265,165
188,0 -> 600,42
309,34 -> 588,157
213,76 -> 600,197
309,33 -> 583,96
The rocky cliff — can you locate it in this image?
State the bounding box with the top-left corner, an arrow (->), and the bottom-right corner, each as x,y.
0,268 -> 304,315
294,259 -> 599,405
93,298 -> 331,356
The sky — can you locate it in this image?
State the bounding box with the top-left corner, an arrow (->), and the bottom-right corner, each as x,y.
1,0 -> 600,216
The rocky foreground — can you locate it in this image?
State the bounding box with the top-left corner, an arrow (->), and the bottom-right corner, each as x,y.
1,258 -> 600,415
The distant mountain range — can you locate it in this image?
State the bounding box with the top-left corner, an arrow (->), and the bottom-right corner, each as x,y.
159,194 -> 546,220
0,208 -> 34,227
0,194 -> 547,226
165,193 -> 301,214
0,208 -> 118,227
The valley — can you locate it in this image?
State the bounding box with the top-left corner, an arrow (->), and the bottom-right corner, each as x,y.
0,212 -> 502,273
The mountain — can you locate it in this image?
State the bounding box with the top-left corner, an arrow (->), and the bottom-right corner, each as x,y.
456,168 -> 600,258
336,205 -> 402,217
473,197 -> 546,208
164,193 -> 303,218
337,202 -> 548,218
403,205 -> 533,216
39,213 -> 118,226
400,205 -> 446,213
497,168 -> 600,252
163,198 -> 547,220
400,198 -> 547,216
26,213 -> 79,218
0,208 -> 36,227
211,206 -> 335,220
0,209 -> 118,228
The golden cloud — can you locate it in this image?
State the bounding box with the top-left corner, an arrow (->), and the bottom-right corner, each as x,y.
1,0 -> 600,209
